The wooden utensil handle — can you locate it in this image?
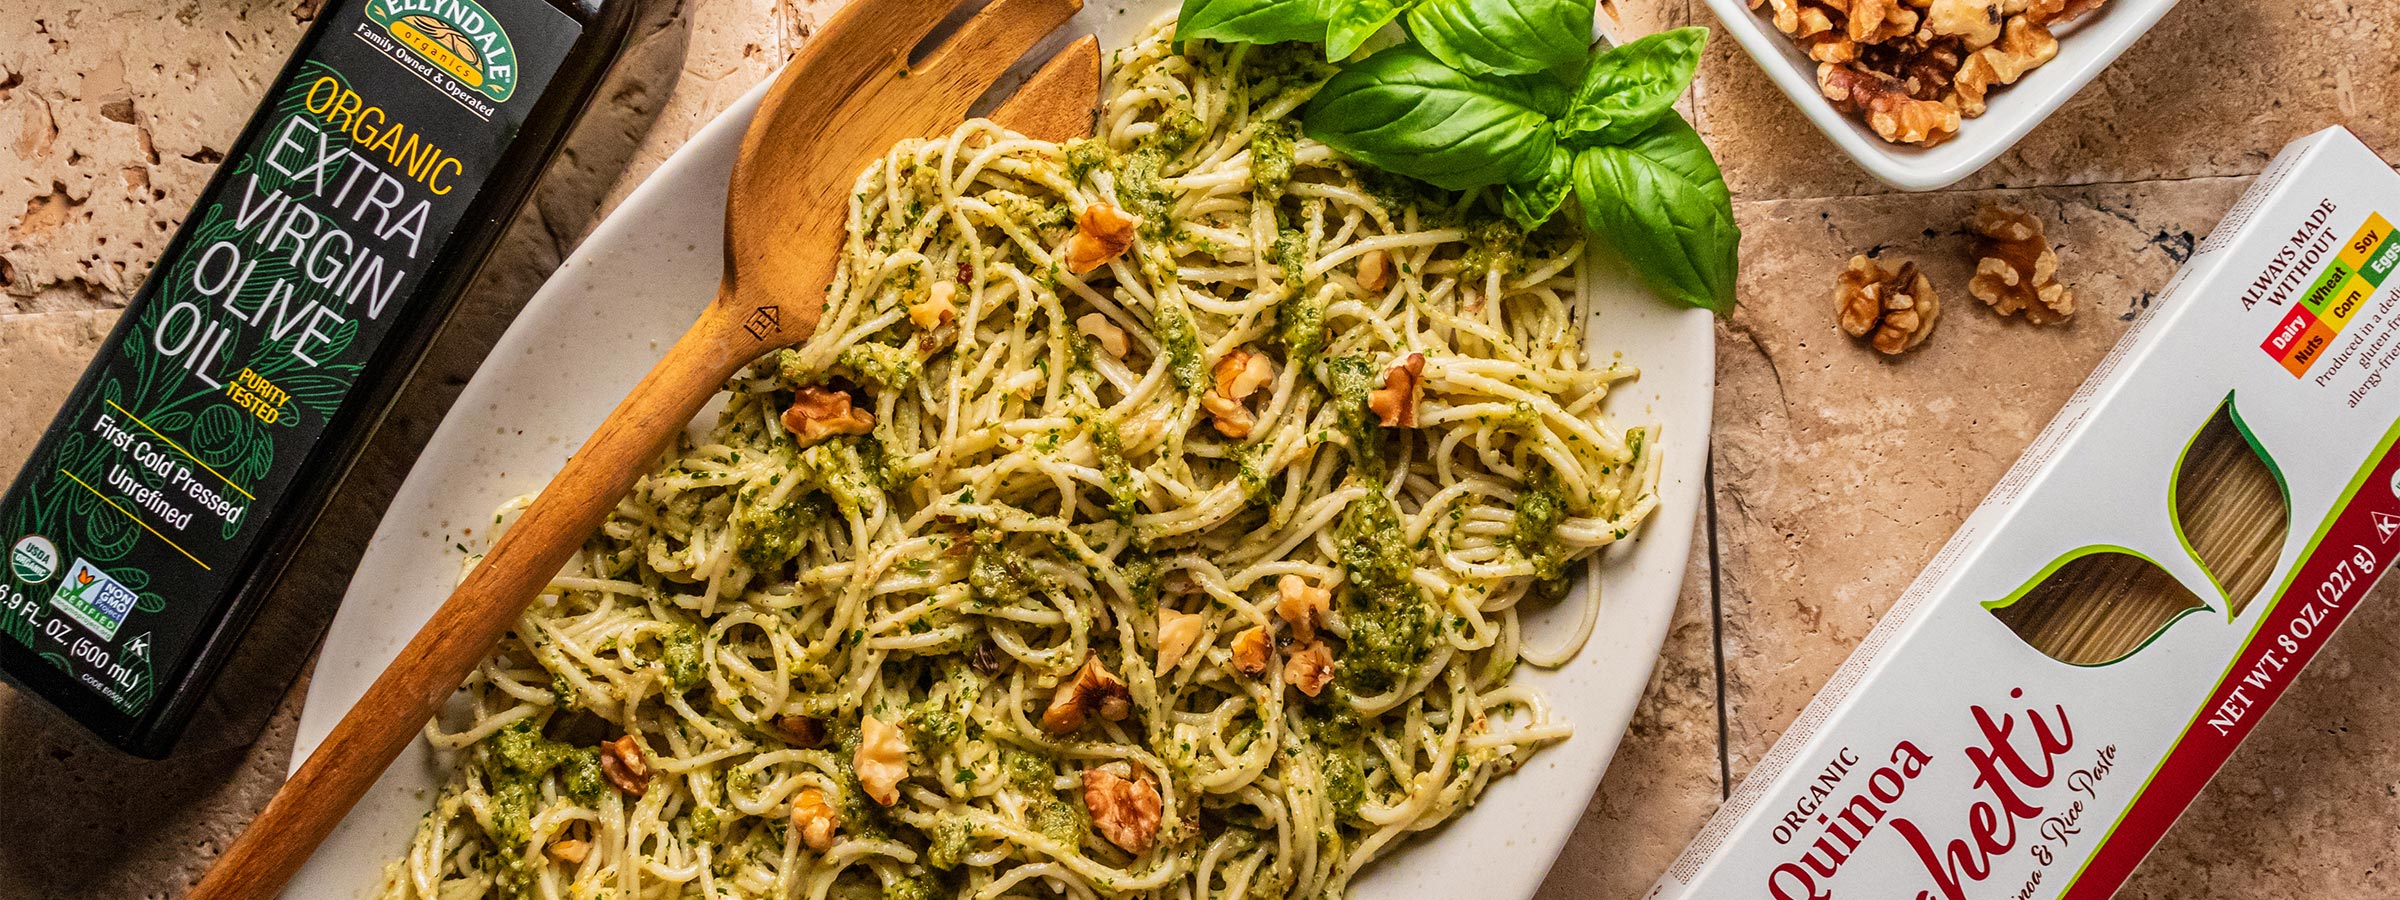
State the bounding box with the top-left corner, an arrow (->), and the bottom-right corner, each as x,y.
186,293 -> 759,900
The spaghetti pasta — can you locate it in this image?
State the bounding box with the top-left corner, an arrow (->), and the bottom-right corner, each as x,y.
374,18 -> 1658,900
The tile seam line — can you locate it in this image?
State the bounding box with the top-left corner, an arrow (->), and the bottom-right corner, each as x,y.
1705,449 -> 1732,798
1726,170 -> 2266,209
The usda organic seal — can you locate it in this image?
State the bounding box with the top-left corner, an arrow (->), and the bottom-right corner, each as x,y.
11,535 -> 58,584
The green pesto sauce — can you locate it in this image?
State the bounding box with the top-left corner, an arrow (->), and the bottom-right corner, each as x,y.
1234,443 -> 1273,506
969,533 -> 1034,607
1092,420 -> 1140,525
1036,796 -> 1087,849
926,815 -> 972,870
1320,748 -> 1365,822
662,625 -> 704,691
1118,552 -> 1161,608
1275,284 -> 1327,365
491,719 -> 609,808
1460,218 -> 1529,284
1119,146 -> 1177,241
802,439 -> 885,517
1063,140 -> 1114,183
885,876 -> 939,900
1336,490 -> 1435,693
1269,227 -> 1308,289
1511,464 -> 1570,581
839,342 -> 921,392
736,489 -> 827,570
1323,355 -> 1383,471
1155,301 -> 1204,393
1251,121 -> 1297,201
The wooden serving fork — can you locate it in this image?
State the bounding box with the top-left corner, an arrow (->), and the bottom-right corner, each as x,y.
186,0 -> 1099,895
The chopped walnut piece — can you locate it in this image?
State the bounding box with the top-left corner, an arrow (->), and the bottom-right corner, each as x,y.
1275,575 -> 1331,643
1082,765 -> 1164,853
1066,203 -> 1138,274
911,281 -> 957,331
854,714 -> 910,806
791,787 -> 840,851
546,838 -> 590,866
1368,353 -> 1428,428
1967,204 -> 2074,324
1156,608 -> 1203,675
1754,0 -> 1809,34
1231,626 -> 1274,677
600,735 -> 650,797
1042,654 -> 1134,734
1078,313 -> 1130,358
1925,0 -> 2004,48
1843,0 -> 1919,43
1951,16 -> 2059,116
1835,256 -> 1941,356
1817,63 -> 1961,146
1355,250 -> 1392,294
783,386 -> 875,447
775,714 -> 827,749
1203,348 -> 1277,439
1283,643 -> 1335,697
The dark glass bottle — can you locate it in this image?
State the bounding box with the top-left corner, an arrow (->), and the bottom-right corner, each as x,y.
0,0 -> 638,757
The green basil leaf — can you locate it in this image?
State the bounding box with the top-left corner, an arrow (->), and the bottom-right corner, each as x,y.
1563,27 -> 1706,145
1327,0 -> 1415,61
1503,147 -> 1574,230
1303,45 -> 1568,191
1405,0 -> 1597,77
1572,117 -> 1740,313
1177,0 -> 1335,46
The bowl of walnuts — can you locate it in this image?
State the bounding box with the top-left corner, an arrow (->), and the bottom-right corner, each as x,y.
1705,0 -> 2180,190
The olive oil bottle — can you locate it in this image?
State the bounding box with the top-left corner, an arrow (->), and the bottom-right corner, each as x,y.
0,0 -> 637,756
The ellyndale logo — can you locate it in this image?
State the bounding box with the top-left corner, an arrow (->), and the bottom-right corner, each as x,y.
367,0 -> 520,102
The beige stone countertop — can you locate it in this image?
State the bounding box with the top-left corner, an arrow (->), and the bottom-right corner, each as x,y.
1,0 -> 2396,897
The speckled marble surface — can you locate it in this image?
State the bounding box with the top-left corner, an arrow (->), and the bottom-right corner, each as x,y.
1,0 -> 2396,897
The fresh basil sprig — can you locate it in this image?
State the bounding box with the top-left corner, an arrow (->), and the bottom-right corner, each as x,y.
1325,0 -> 1410,60
1573,116 -> 1739,311
1177,0 -> 1335,46
1563,27 -> 1705,143
1178,0 -> 1741,313
1406,0 -> 1596,77
1302,46 -> 1569,191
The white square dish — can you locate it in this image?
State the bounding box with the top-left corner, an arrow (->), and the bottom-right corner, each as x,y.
1700,0 -> 2182,191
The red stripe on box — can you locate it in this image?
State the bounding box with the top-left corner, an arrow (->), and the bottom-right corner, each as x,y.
2062,416 -> 2400,899
2262,304 -> 2320,359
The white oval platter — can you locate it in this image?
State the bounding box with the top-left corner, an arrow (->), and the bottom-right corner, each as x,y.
283,4 -> 1717,898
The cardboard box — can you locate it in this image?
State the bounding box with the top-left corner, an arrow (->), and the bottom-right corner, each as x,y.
1650,127 -> 2400,900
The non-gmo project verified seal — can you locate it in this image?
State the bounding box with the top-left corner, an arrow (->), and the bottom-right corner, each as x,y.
50,559 -> 137,641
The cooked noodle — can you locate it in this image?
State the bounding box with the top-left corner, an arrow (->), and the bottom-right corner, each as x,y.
377,18 -> 1659,900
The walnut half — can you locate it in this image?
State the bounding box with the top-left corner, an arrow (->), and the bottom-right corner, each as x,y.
1368,352 -> 1427,428
1202,348 -> 1277,439
1967,205 -> 2074,325
1042,654 -> 1133,734
791,787 -> 840,851
854,714 -> 911,806
1275,575 -> 1331,643
600,735 -> 650,796
784,386 -> 875,447
1082,764 -> 1164,853
1835,256 -> 1940,355
1067,203 -> 1138,274
1283,642 -> 1334,697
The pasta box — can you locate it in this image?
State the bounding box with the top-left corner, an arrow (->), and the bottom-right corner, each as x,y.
1649,126 -> 2400,900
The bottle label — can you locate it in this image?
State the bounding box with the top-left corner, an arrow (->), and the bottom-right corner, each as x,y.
0,0 -> 579,719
